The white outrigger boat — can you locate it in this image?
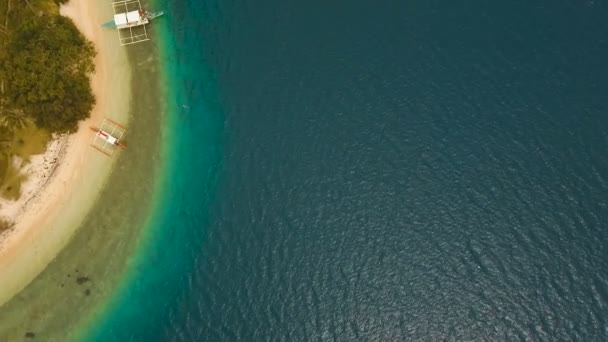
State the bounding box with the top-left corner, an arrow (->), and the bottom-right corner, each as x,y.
90,119 -> 127,157
102,0 -> 164,46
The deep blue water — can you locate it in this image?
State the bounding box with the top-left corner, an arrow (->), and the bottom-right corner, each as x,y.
91,0 -> 608,340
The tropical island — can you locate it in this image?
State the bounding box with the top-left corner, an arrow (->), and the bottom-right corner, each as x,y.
0,0 -> 132,307
0,0 -> 96,231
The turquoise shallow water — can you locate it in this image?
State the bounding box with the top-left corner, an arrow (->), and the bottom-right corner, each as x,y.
82,0 -> 224,339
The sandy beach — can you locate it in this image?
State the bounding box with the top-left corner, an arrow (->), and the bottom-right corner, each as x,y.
0,0 -> 131,306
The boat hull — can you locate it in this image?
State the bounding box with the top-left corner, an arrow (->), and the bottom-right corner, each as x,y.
146,10 -> 164,20
102,20 -> 116,29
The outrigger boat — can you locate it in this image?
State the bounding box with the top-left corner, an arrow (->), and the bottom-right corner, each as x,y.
102,10 -> 164,29
102,0 -> 164,46
90,119 -> 127,157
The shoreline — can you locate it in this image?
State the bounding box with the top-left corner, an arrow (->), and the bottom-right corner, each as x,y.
0,135 -> 69,233
0,0 -> 131,306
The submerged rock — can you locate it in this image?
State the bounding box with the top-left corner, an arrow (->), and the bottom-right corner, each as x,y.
76,276 -> 90,285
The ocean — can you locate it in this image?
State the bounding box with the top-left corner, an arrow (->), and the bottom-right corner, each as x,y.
89,0 -> 608,340
92,0 -> 608,340
3,0 -> 608,340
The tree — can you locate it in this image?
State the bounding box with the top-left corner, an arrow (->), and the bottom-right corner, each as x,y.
0,107 -> 29,131
1,14 -> 96,133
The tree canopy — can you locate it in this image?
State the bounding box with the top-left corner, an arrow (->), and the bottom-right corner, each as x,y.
2,14 -> 96,133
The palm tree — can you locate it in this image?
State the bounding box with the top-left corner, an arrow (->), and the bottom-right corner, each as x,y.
0,108 -> 29,132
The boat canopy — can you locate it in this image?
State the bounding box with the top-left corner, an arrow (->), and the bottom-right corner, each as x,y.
114,13 -> 127,26
127,10 -> 141,23
106,133 -> 118,145
114,10 -> 141,26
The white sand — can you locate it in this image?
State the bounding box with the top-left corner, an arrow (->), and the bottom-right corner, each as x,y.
0,0 -> 131,305
0,136 -> 69,226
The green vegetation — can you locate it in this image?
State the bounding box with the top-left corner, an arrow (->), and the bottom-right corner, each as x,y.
0,0 -> 96,200
0,154 -> 26,199
2,10 -> 95,133
0,123 -> 49,200
0,122 -> 50,200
